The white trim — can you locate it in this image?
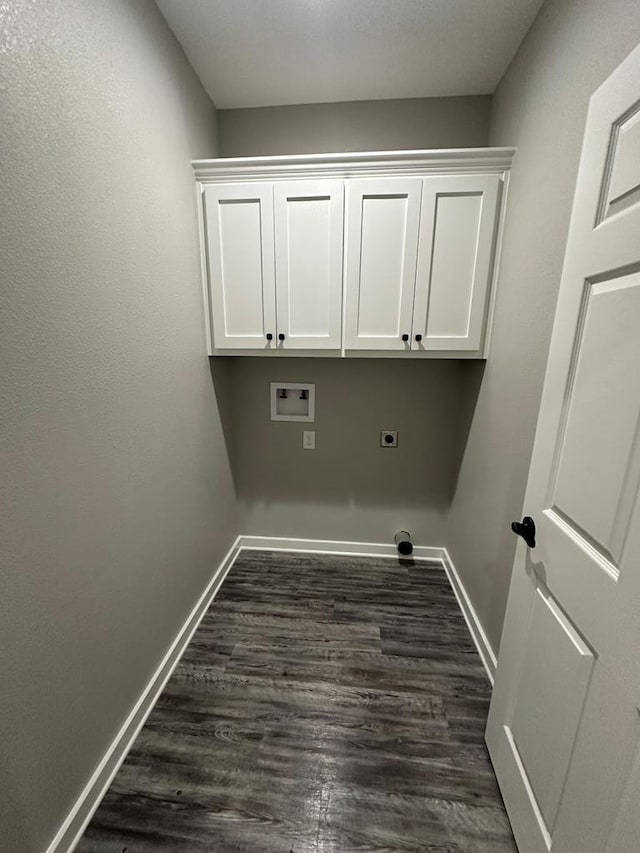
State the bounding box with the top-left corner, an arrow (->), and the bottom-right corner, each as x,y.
237,534 -> 444,561
49,534 -> 495,853
210,348 -> 485,359
195,183 -> 213,354
345,349 -> 485,359
46,536 -> 242,853
441,547 -> 498,684
193,148 -> 515,182
481,169 -> 510,358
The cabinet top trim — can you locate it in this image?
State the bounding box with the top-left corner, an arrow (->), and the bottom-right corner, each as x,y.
192,147 -> 515,182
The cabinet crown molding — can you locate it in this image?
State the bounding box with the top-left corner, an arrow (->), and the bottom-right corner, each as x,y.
192,147 -> 515,183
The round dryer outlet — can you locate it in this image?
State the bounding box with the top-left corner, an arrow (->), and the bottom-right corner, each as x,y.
380,430 -> 398,448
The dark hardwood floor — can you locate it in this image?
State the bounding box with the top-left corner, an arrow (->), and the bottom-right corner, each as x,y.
77,551 -> 516,852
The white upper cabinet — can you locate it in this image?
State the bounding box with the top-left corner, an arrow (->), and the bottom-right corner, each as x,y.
274,180 -> 344,349
194,149 -> 513,357
412,175 -> 500,352
344,178 -> 423,350
203,183 -> 276,349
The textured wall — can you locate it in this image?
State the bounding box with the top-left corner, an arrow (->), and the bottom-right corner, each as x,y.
218,96 -> 491,156
446,0 -> 640,655
220,99 -> 489,544
0,2 -> 236,851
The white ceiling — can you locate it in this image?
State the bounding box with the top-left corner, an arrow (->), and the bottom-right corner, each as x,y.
156,0 -> 545,110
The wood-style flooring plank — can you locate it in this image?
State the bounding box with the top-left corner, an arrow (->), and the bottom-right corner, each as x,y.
77,551 -> 515,852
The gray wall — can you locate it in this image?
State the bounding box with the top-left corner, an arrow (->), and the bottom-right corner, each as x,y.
220,98 -> 489,544
0,2 -> 236,851
218,95 -> 491,156
228,358 -> 473,544
446,0 -> 640,655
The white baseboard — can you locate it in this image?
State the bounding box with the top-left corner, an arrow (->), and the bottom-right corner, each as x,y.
46,535 -> 242,853
50,534 -> 495,853
441,547 -> 498,685
238,534 -> 444,562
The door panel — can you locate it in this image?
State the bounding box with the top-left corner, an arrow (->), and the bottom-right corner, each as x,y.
203,183 -> 276,350
274,180 -> 343,349
424,193 -> 482,337
508,588 -> 594,832
549,271 -> 640,569
344,178 -> 422,350
598,101 -> 640,222
603,742 -> 640,853
486,42 -> 640,853
413,175 -> 500,352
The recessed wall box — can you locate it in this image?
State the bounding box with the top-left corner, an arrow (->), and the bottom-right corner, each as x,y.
270,382 -> 315,422
380,430 -> 399,447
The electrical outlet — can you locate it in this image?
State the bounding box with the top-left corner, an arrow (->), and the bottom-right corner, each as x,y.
380,430 -> 398,448
303,430 -> 316,450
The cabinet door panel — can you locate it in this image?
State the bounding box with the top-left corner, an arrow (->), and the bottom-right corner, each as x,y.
344,178 -> 422,350
203,183 -> 276,349
274,181 -> 344,349
413,175 -> 500,352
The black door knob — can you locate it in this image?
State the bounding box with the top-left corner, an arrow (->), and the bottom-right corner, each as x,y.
415,334 -> 423,342
402,333 -> 409,342
278,333 -> 285,341
266,333 -> 273,341
511,516 -> 536,548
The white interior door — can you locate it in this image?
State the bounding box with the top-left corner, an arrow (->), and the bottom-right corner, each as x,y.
486,43 -> 640,853
203,183 -> 276,350
344,178 -> 422,350
413,175 -> 500,352
274,180 -> 344,349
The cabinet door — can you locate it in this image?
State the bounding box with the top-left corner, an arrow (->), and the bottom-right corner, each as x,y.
413,175 -> 500,352
203,183 -> 276,350
344,178 -> 423,350
274,181 -> 344,349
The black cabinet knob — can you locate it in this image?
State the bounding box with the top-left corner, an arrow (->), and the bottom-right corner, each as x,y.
278,333 -> 285,341
511,516 -> 536,548
401,333 -> 409,342
415,334 -> 423,342
266,333 -> 273,341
